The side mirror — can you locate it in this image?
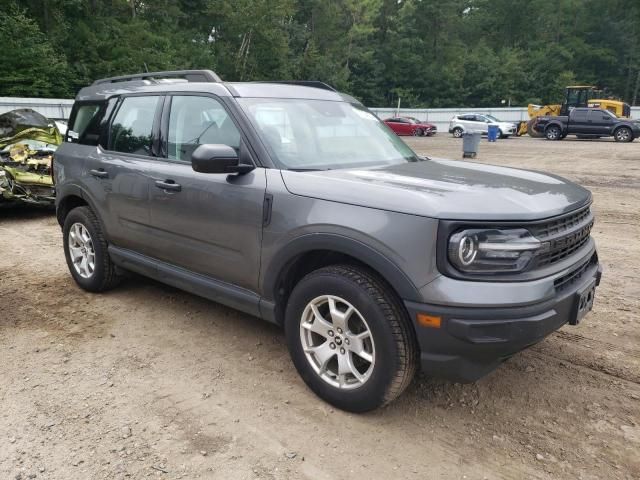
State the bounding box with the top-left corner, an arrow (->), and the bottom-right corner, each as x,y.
191,144 -> 254,174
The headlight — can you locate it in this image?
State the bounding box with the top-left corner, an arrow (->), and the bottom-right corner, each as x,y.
448,228 -> 548,273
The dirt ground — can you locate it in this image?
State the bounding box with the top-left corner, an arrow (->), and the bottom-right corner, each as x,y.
1,135 -> 639,480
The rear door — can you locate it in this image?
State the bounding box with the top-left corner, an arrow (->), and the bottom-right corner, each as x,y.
390,118 -> 412,135
568,108 -> 590,134
385,118 -> 402,134
474,115 -> 490,134
143,94 -> 266,291
70,95 -> 162,252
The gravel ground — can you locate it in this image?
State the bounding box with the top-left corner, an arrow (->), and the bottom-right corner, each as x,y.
1,135 -> 639,480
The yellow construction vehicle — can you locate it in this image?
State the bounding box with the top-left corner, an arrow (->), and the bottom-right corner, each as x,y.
519,86 -> 631,137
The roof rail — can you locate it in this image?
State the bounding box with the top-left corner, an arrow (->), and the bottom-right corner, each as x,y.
262,81 -> 337,92
93,69 -> 222,85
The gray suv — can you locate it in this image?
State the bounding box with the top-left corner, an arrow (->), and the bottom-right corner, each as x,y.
54,70 -> 601,412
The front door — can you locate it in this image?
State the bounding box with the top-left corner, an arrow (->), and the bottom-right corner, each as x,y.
144,94 -> 266,291
588,109 -> 614,135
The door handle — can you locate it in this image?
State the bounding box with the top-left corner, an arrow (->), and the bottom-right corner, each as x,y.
155,180 -> 181,192
89,169 -> 109,179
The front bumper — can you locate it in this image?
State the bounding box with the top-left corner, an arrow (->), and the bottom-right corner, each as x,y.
404,255 -> 602,383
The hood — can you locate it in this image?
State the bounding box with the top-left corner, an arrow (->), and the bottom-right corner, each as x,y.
418,122 -> 436,128
280,159 -> 591,221
0,108 -> 62,149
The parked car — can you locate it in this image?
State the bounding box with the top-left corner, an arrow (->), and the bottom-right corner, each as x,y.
55,70 -> 601,412
383,116 -> 436,136
535,107 -> 640,142
0,108 -> 62,205
449,113 -> 517,138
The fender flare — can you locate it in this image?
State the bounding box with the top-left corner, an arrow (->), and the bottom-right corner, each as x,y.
544,121 -> 563,131
261,233 -> 422,303
55,183 -> 102,226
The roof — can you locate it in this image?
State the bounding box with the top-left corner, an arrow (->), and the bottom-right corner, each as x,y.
76,69 -> 358,104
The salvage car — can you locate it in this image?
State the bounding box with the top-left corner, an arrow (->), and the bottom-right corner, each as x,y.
0,109 -> 61,205
55,70 -> 601,412
384,116 -> 437,136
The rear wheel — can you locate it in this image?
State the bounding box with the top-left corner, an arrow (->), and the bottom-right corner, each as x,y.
527,119 -> 543,138
63,206 -> 121,292
614,127 -> 633,142
452,127 -> 463,138
285,265 -> 417,412
545,125 -> 562,141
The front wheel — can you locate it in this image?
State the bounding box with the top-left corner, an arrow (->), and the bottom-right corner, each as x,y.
285,265 -> 417,412
413,128 -> 424,137
545,125 -> 562,140
63,206 -> 121,292
614,127 -> 633,142
452,127 -> 463,138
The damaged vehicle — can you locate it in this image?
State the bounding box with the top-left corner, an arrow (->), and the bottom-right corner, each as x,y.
0,108 -> 62,205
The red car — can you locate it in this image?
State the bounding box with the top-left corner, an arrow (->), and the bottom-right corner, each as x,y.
383,116 -> 437,136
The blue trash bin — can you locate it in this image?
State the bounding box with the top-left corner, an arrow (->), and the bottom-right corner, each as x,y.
487,124 -> 499,142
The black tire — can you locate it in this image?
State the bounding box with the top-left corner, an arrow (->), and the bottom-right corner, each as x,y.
285,265 -> 417,412
614,127 -> 633,143
413,128 -> 424,137
452,127 -> 463,138
527,119 -> 543,138
62,206 -> 121,292
545,125 -> 562,141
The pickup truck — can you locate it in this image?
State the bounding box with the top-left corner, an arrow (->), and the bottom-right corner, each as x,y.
535,107 -> 640,142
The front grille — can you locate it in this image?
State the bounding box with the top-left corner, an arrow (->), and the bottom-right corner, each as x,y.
554,252 -> 598,292
530,205 -> 594,267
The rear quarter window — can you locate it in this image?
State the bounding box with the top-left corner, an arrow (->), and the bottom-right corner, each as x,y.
67,102 -> 107,146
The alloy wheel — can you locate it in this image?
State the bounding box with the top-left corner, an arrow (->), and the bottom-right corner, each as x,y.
299,295 -> 375,390
615,128 -> 631,142
68,222 -> 96,279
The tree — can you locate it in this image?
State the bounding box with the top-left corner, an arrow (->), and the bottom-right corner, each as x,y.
0,4 -> 73,97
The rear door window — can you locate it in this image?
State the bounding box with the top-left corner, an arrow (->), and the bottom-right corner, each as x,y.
109,96 -> 161,155
571,109 -> 589,122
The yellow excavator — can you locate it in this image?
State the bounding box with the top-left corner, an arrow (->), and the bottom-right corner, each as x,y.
519,86 -> 632,137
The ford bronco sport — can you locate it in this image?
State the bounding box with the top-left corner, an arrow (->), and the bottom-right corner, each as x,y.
54,70 -> 602,412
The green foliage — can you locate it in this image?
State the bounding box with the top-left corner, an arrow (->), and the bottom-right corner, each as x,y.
1,0 -> 639,107
0,3 -> 73,96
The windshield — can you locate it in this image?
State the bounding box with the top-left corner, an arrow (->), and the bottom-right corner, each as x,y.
237,98 -> 419,170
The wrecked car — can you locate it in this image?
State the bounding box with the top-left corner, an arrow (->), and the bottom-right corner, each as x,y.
0,108 -> 62,205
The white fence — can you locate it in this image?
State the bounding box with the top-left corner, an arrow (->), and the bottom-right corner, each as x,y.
1,97 -> 638,127
370,107 -> 640,133
0,97 -> 74,120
